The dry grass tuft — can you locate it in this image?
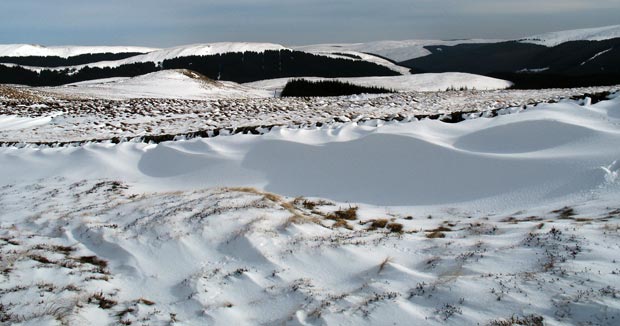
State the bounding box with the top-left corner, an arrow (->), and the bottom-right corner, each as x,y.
88,292 -> 117,309
138,298 -> 155,306
487,314 -> 544,326
426,226 -> 452,233
78,256 -> 108,271
378,256 -> 393,274
369,219 -> 389,230
326,207 -> 358,221
426,231 -> 446,239
552,206 -> 575,219
332,219 -> 352,230
387,223 -> 404,233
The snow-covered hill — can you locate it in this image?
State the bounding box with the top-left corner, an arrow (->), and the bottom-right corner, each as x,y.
2,42 -> 411,77
100,42 -> 288,67
245,73 -> 512,93
43,69 -> 272,100
0,94 -> 619,325
0,44 -> 157,58
294,39 -> 498,62
296,24 -> 620,62
520,24 -> 620,47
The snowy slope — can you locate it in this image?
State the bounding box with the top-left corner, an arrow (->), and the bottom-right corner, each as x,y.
300,50 -> 412,75
113,42 -> 288,64
0,44 -> 157,58
42,69 -> 272,100
245,73 -> 512,93
294,39 -> 499,62
1,95 -> 619,325
295,24 -> 620,62
1,94 -> 617,207
62,43 -> 289,70
520,24 -> 620,46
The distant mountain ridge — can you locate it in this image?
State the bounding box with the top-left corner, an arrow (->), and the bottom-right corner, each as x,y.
0,44 -> 157,58
519,24 -> 620,46
1,25 -> 619,88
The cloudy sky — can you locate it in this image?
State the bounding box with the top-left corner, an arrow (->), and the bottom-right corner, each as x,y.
1,0 -> 619,46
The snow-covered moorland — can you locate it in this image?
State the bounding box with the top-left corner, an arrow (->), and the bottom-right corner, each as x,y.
0,89 -> 620,325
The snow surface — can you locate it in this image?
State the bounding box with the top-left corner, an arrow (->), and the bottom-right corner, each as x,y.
245,73 -> 512,93
0,114 -> 54,131
0,44 -> 157,58
42,70 -> 272,100
521,24 -> 620,47
1,95 -> 620,325
293,39 -> 500,62
107,42 -> 288,65
581,48 -> 614,66
0,81 -> 618,143
31,43 -> 290,71
1,95 -> 619,207
2,85 -> 616,143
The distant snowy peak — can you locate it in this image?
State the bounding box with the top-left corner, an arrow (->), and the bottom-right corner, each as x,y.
127,42 -> 290,63
0,44 -> 158,58
520,25 -> 620,47
294,39 -> 499,62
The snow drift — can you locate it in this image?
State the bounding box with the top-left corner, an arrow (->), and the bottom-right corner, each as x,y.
1,94 -> 620,326
245,73 -> 513,93
1,94 -> 618,208
43,70 -> 272,100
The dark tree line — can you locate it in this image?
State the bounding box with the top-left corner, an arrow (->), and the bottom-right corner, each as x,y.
0,52 -> 145,67
0,62 -> 158,86
0,50 -> 400,86
281,78 -> 394,97
161,50 -> 399,83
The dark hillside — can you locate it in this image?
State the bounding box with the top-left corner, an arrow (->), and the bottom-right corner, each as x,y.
0,50 -> 400,86
400,38 -> 620,89
0,52 -> 145,67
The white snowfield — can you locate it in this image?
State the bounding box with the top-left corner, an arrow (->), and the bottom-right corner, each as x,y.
0,42 -> 411,77
520,24 -> 620,47
0,94 -> 619,325
0,23 -> 618,66
293,38 -> 500,62
1,95 -> 618,207
43,70 -> 272,100
0,43 -> 290,74
104,42 -> 288,66
4,84 -> 616,144
41,71 -> 510,100
0,44 -> 157,58
245,73 -> 513,93
296,24 -> 620,62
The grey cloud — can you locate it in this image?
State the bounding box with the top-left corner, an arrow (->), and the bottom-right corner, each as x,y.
0,0 -> 618,46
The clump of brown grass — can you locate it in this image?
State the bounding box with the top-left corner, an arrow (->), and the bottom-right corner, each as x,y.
426,231 -> 446,239
326,207 -> 358,221
387,223 -> 403,233
138,298 -> 155,306
552,206 -> 575,219
487,314 -> 544,326
332,219 -> 352,230
369,219 -> 389,230
78,256 -> 108,273
88,292 -> 117,309
426,226 -> 452,232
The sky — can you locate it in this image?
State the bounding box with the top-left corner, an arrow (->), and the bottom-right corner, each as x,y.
1,0 -> 619,47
